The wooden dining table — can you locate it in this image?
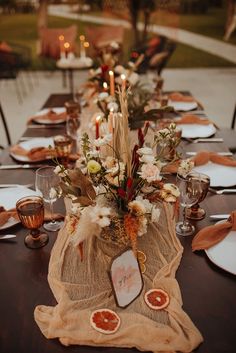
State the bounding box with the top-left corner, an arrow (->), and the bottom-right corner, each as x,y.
0,94 -> 236,353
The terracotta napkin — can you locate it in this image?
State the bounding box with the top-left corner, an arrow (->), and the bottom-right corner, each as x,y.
0,207 -> 19,227
175,114 -> 211,126
162,151 -> 236,174
192,151 -> 236,167
10,145 -> 56,161
0,206 -> 64,228
169,92 -> 203,109
27,110 -> 67,125
192,211 -> 236,251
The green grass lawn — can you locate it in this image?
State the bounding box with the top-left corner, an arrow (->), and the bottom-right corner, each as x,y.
0,12 -> 235,70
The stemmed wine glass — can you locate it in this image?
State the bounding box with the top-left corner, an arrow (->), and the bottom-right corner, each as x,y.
35,166 -> 63,232
65,100 -> 81,152
16,195 -> 48,249
176,173 -> 202,236
186,172 -> 210,220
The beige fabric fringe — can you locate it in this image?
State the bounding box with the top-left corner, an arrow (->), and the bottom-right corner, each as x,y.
34,202 -> 203,352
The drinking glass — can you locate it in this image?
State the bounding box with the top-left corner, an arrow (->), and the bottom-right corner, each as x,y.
16,196 -> 48,249
175,173 -> 202,236
65,100 -> 81,151
35,166 -> 63,232
53,134 -> 73,167
186,172 -> 210,220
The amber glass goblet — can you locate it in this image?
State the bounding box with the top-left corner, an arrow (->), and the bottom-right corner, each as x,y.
16,196 -> 48,249
186,172 -> 210,220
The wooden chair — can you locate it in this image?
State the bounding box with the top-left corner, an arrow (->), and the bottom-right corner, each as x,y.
0,103 -> 11,148
219,104 -> 236,152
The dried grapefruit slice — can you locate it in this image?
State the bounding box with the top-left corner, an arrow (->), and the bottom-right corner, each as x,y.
144,289 -> 170,310
90,309 -> 121,334
137,250 -> 147,263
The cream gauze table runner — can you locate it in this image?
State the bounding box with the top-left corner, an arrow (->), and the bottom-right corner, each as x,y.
34,202 -> 203,353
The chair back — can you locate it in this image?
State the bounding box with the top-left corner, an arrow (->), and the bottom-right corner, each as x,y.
0,103 -> 11,146
85,25 -> 124,54
38,25 -> 78,60
231,104 -> 236,130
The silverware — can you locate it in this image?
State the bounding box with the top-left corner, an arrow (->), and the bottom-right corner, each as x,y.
209,187 -> 236,195
0,234 -> 16,240
186,151 -> 233,156
0,164 -> 43,170
0,183 -> 33,188
209,214 -> 230,220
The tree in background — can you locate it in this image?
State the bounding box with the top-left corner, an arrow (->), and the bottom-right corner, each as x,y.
224,0 -> 236,40
37,0 -> 48,33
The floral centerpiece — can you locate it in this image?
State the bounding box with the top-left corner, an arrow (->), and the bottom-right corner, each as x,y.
54,87 -> 182,259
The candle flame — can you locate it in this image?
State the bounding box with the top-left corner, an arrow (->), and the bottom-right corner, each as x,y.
96,115 -> 101,122
80,35 -> 85,41
59,35 -> 64,41
103,82 -> 108,89
109,70 -> 114,76
64,42 -> 70,49
121,74 -> 126,80
84,41 -> 89,48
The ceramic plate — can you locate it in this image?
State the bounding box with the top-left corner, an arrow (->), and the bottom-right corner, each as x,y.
193,162 -> 236,187
179,123 -> 216,138
205,221 -> 236,275
0,187 -> 38,230
32,107 -> 66,124
169,100 -> 198,112
10,137 -> 54,163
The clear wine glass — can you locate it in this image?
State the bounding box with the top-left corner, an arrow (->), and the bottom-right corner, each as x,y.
35,166 -> 63,232
16,195 -> 48,249
65,100 -> 81,152
176,173 -> 202,236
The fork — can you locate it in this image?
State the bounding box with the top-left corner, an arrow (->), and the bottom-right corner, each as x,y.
209,188 -> 236,195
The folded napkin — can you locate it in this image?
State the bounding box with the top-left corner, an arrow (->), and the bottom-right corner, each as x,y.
175,114 -> 211,126
10,145 -> 56,161
192,151 -> 236,167
192,211 -> 236,251
28,110 -> 67,125
0,207 -> 19,227
0,206 -> 64,228
169,92 -> 204,109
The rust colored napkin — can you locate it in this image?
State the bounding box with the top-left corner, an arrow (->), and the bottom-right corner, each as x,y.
175,114 -> 211,125
27,110 -> 67,125
0,207 -> 19,227
192,151 -> 236,167
169,92 -> 204,109
10,145 -> 56,161
0,206 -> 64,227
192,211 -> 236,251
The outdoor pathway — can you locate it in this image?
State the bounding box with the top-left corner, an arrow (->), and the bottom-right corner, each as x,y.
49,5 -> 236,64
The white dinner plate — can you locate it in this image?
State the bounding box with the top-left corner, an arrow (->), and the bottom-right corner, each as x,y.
10,137 -> 54,163
193,162 -> 236,187
169,100 -> 198,112
179,123 -> 216,138
32,107 -> 66,125
0,187 -> 38,230
205,221 -> 236,275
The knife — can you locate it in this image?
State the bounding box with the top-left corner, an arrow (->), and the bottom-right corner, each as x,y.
193,138 -> 224,143
0,234 -> 17,240
0,164 -> 43,170
209,214 -> 230,220
186,151 -> 233,156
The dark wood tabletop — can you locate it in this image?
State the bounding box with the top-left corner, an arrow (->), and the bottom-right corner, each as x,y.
0,94 -> 236,353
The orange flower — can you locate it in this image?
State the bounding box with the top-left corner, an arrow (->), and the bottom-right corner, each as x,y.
124,213 -> 139,256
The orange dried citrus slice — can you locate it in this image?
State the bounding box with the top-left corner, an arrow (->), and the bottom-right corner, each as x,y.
137,250 -> 147,263
140,262 -> 146,274
144,289 -> 170,310
90,309 -> 121,334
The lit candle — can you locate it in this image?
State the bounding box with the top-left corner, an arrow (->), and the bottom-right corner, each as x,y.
59,35 -> 65,58
95,115 -> 101,139
109,70 -> 115,96
79,35 -> 85,58
84,41 -> 89,58
64,42 -> 70,58
121,74 -> 126,91
103,82 -> 108,91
